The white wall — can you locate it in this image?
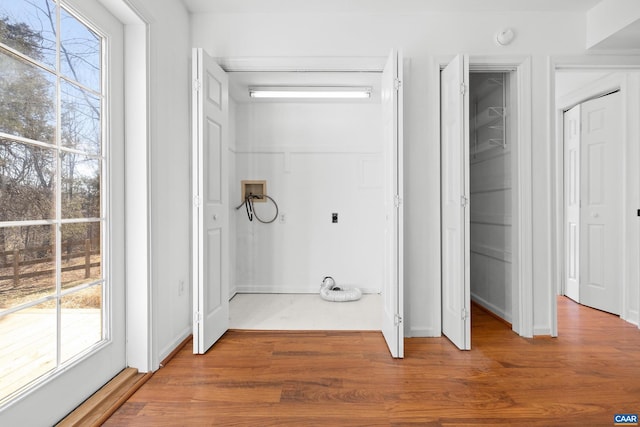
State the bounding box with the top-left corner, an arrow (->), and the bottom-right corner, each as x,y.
555,71 -> 611,101
191,9 -> 592,337
626,73 -> 640,324
133,0 -> 192,363
232,101 -> 385,294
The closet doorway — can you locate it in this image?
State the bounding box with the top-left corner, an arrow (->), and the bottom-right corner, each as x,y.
468,71 -> 516,327
563,91 -> 623,315
553,67 -> 640,334
440,54 -> 532,350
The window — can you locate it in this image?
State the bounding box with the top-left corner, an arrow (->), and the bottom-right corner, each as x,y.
0,0 -> 107,403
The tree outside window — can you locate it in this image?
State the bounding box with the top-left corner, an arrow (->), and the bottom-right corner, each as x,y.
0,0 -> 106,403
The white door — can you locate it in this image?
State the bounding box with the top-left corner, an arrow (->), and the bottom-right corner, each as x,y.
381,50 -> 404,358
192,48 -> 230,354
564,104 -> 581,303
579,92 -> 622,314
441,55 -> 471,350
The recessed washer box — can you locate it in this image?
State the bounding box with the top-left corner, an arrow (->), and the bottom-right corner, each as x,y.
241,180 -> 267,202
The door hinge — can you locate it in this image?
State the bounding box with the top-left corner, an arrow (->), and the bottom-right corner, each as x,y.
193,195 -> 201,208
394,313 -> 403,326
394,194 -> 403,208
394,78 -> 402,91
193,78 -> 201,92
460,82 -> 467,96
194,311 -> 202,324
461,195 -> 469,207
461,308 -> 469,320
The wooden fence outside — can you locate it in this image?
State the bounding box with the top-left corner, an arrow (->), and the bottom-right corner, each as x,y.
0,240 -> 100,284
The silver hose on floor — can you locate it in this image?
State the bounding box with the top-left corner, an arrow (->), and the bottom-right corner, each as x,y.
319,276 -> 362,302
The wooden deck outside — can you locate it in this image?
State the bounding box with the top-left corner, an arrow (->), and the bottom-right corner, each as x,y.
104,297 -> 640,426
0,308 -> 101,400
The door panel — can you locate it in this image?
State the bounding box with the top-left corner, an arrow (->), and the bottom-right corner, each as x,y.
381,50 -> 404,358
441,55 -> 470,350
564,105 -> 580,302
192,48 -> 229,354
206,119 -> 222,202
579,92 -> 621,314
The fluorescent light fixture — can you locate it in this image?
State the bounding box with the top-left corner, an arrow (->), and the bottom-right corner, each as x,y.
249,86 -> 371,99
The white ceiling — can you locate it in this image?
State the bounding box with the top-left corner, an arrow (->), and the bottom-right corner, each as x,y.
187,0 -> 638,85
182,0 -> 640,50
183,0 -> 601,14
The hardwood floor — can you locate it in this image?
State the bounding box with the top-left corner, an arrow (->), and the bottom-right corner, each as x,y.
105,297 -> 640,426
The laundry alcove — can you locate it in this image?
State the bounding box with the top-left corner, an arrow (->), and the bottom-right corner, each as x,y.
191,51 -> 404,357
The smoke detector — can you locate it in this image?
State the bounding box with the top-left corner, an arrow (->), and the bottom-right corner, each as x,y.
495,28 -> 515,46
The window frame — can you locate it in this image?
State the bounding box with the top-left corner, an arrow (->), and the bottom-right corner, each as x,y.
0,0 -> 122,411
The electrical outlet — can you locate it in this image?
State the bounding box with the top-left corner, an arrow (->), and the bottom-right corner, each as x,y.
280,213 -> 287,223
178,280 -> 185,296
332,213 -> 338,223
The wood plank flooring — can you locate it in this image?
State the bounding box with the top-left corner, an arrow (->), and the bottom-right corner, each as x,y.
105,297 -> 640,426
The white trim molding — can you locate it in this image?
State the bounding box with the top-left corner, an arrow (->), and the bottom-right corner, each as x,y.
437,55 -> 534,340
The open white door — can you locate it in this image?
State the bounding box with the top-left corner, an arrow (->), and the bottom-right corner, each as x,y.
381,50 -> 404,358
579,92 -> 622,315
564,104 -> 581,303
441,54 -> 471,350
192,48 -> 230,354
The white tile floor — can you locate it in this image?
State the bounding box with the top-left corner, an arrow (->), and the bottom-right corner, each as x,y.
229,293 -> 382,330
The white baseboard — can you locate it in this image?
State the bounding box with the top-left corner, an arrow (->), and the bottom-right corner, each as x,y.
471,293 -> 512,324
407,327 -> 439,337
533,326 -> 552,336
624,309 -> 639,327
158,326 -> 192,368
235,284 -> 380,295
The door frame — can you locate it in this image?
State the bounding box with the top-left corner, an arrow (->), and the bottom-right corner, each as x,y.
206,55 -> 405,353
437,55 -> 533,339
551,60 -> 640,328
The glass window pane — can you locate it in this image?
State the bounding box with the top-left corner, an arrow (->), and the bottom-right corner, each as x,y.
0,301 -> 57,400
61,153 -> 100,219
0,139 -> 56,221
61,222 -> 101,290
61,80 -> 101,155
60,7 -> 100,92
0,51 -> 56,143
61,284 -> 102,363
0,0 -> 57,70
0,225 -> 56,312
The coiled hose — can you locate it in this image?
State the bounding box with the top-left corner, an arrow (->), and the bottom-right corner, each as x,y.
235,194 -> 279,223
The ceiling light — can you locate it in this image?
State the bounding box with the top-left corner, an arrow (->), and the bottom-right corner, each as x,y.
249,86 -> 371,99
